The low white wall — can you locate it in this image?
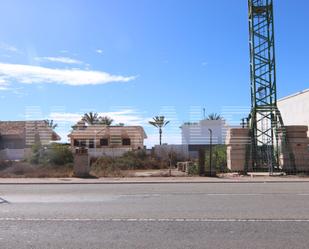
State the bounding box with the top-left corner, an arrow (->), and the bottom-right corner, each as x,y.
0,149 -> 31,161
88,148 -> 132,158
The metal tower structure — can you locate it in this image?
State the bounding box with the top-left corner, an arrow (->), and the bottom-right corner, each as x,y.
248,0 -> 285,173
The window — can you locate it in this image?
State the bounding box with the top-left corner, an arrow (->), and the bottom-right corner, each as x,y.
73,140 -> 86,147
73,139 -> 79,146
80,140 -> 86,147
88,139 -> 94,148
122,138 -> 131,146
100,138 -> 108,146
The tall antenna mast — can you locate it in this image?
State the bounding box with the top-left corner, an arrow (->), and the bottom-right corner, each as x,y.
248,0 -> 285,173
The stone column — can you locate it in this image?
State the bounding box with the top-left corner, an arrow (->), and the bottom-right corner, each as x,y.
226,128 -> 251,172
73,148 -> 90,177
279,126 -> 309,172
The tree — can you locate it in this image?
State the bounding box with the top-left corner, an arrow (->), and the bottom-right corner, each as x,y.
98,116 -> 114,126
82,112 -> 99,125
80,113 -> 114,126
45,119 -> 58,129
207,113 -> 223,120
149,116 -> 170,145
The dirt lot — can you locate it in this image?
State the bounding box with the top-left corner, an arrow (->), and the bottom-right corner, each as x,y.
0,161 -> 73,178
0,161 -> 187,178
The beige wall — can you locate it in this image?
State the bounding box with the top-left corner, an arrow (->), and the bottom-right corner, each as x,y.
69,126 -> 146,150
70,136 -> 144,150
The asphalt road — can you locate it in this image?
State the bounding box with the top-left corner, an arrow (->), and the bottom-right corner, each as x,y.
1,182 -> 309,249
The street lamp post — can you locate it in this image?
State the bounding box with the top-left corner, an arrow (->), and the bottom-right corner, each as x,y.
208,128 -> 213,177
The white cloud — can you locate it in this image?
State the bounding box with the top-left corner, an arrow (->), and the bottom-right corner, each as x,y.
36,56 -> 83,65
0,78 -> 9,90
49,112 -> 81,123
0,78 -> 26,96
0,43 -> 19,53
0,86 -> 9,91
0,62 -> 136,86
49,109 -> 149,126
96,49 -> 103,54
102,110 -> 149,126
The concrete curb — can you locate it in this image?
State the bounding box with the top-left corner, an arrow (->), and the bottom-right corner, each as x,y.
1,177 -> 309,185
2,182 -> 309,185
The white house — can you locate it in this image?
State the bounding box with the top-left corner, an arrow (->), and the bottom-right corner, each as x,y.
278,89 -> 309,136
180,119 -> 228,158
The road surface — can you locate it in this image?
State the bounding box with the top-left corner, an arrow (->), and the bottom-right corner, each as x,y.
1,182 -> 309,248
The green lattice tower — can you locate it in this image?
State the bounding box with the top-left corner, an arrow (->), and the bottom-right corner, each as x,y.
248,0 -> 285,173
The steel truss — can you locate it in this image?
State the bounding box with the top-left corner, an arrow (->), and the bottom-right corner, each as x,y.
247,0 -> 285,173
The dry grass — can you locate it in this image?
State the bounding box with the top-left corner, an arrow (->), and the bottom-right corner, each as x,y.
0,161 -> 73,178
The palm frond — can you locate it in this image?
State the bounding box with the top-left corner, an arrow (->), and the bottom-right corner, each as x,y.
98,116 -> 114,126
207,113 -> 223,120
82,112 -> 99,125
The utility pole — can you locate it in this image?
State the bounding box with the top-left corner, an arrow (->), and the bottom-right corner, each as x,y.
198,148 -> 206,176
241,118 -> 246,128
208,128 -> 213,176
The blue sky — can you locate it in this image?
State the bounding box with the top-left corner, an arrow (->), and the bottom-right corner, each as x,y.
0,0 -> 308,146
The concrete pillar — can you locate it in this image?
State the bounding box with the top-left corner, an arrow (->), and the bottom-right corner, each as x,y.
226,128 -> 251,172
73,148 -> 90,177
279,126 -> 309,172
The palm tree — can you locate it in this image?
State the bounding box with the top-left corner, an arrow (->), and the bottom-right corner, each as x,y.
82,112 -> 99,125
149,116 -> 170,145
207,113 -> 223,120
98,116 -> 114,126
45,119 -> 58,129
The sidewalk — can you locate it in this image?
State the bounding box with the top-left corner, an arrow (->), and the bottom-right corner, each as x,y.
1,174 -> 309,184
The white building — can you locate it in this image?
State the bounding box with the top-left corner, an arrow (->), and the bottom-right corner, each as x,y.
181,119 -> 228,145
180,119 -> 228,158
278,89 -> 309,136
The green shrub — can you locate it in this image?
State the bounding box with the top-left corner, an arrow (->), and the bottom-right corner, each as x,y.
30,143 -> 42,164
90,157 -> 122,177
187,162 -> 199,176
205,145 -> 228,173
47,144 -> 73,165
29,143 -> 73,166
